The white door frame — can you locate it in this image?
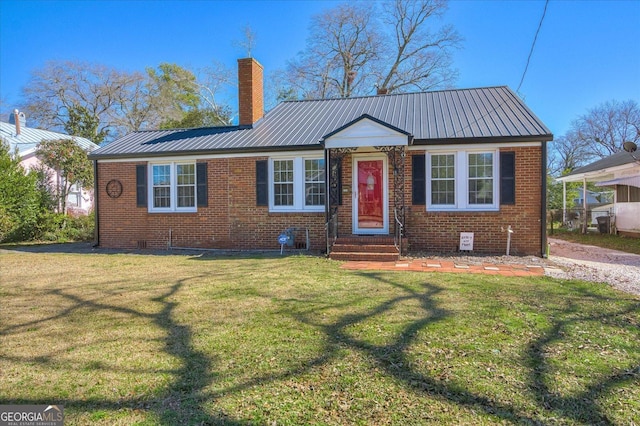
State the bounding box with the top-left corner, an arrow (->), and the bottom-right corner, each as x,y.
352,154 -> 389,234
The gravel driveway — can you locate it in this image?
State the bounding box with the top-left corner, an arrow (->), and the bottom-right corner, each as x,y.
546,237 -> 640,297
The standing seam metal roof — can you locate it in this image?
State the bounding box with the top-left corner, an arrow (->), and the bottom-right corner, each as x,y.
0,122 -> 98,157
90,86 -> 552,159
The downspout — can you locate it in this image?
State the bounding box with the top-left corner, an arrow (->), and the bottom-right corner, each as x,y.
582,177 -> 587,234
541,141 -> 547,258
562,180 -> 567,224
324,146 -> 330,256
93,160 -> 99,247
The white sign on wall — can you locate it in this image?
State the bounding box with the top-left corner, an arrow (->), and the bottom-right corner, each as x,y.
460,232 -> 474,251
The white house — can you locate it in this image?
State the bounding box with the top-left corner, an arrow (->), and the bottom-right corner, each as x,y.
557,150 -> 640,237
0,110 -> 99,215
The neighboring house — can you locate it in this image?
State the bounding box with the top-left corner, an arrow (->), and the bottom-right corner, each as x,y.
573,189 -> 613,207
0,111 -> 99,215
89,58 -> 553,257
557,151 -> 640,237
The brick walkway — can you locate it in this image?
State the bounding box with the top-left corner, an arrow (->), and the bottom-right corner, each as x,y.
341,259 -> 546,277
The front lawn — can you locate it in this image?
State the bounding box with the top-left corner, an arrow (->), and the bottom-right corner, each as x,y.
0,249 -> 638,425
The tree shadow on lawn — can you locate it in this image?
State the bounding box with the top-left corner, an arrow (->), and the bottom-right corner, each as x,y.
1,268 -> 638,424
0,275 -> 244,425
257,271 -> 640,424
524,285 -> 640,424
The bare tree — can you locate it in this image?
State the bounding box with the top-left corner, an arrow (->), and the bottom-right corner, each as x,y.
22,61 -> 137,140
548,130 -> 596,176
377,0 -> 461,93
286,2 -> 381,98
195,60 -> 234,125
282,0 -> 460,99
21,60 -> 234,140
573,99 -> 640,158
110,71 -> 159,134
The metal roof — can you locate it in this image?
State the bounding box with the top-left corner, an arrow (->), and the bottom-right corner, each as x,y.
90,86 -> 552,159
0,121 -> 98,157
562,151 -> 638,177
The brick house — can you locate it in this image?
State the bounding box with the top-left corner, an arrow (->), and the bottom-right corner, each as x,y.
89,58 -> 552,258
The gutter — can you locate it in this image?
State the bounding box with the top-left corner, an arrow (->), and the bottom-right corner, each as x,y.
88,144 -> 323,161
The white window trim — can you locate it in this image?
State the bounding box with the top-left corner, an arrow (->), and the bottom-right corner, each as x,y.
269,156 -> 325,213
148,161 -> 197,213
427,152 -> 457,209
426,150 -> 499,212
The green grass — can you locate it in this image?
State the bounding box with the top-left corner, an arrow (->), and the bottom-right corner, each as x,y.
549,228 -> 640,255
1,248 -> 638,425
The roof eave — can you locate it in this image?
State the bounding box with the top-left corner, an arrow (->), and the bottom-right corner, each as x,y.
89,143 -> 324,161
413,134 -> 553,145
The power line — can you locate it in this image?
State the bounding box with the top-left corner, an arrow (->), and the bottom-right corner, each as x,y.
517,0 -> 550,94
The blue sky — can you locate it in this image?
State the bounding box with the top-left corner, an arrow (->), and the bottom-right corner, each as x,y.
1,0 -> 638,137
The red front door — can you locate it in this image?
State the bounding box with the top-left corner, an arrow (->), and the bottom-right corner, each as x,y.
354,157 -> 387,234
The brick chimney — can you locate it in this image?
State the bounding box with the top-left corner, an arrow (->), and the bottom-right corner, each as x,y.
237,58 -> 264,126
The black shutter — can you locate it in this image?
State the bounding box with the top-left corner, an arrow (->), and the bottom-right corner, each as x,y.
412,154 -> 426,205
197,162 -> 208,207
500,152 -> 516,205
136,164 -> 147,207
256,160 -> 268,206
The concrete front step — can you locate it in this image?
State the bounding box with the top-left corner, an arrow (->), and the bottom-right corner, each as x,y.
330,251 -> 399,262
335,236 -> 396,245
330,235 -> 399,261
332,244 -> 399,253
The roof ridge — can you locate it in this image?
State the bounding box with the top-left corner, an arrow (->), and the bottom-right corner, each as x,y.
280,86 -> 511,104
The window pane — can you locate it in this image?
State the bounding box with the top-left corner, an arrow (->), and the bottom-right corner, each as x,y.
274,160 -> 293,183
175,163 -> 196,208
305,183 -> 325,206
305,159 -> 325,206
177,164 -> 195,185
153,187 -> 171,208
469,178 -> 493,204
273,160 -> 294,206
177,186 -> 195,207
153,165 -> 171,185
468,153 -> 493,204
430,154 -> 455,205
274,183 -> 294,206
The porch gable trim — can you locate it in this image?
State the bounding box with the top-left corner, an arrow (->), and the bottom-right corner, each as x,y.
321,114 -> 412,150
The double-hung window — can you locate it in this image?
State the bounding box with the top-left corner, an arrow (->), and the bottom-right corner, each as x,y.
270,157 -> 325,212
273,160 -> 294,207
468,153 -> 494,205
426,150 -> 498,211
304,159 -> 325,206
150,162 -> 197,212
430,154 -> 456,206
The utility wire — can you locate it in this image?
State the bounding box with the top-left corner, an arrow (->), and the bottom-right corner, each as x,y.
517,0 -> 550,94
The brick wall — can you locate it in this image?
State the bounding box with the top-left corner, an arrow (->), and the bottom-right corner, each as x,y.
406,146 -> 543,256
97,158 -> 325,251
97,145 -> 543,256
